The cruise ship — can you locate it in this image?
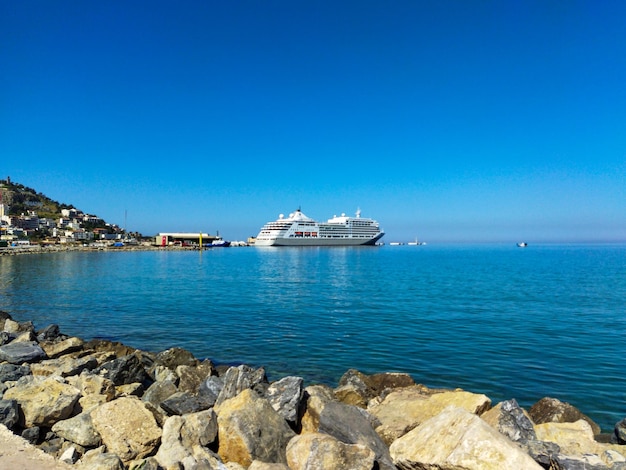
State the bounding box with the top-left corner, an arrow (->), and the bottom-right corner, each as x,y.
254,209 -> 384,246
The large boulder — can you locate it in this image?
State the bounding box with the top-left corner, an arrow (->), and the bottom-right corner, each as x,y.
0,399 -> 19,429
153,347 -> 199,370
154,410 -> 219,468
0,363 -> 31,383
92,354 -> 150,386
215,388 -> 295,467
91,397 -> 162,462
30,354 -> 98,378
39,336 -> 84,359
535,419 -> 626,464
215,365 -> 268,406
367,385 -> 491,444
286,432 -> 376,470
0,341 -> 46,364
334,369 -> 416,408
389,406 -> 543,470
300,385 -> 337,434
3,376 -> 81,427
266,376 -> 304,425
317,400 -> 394,470
529,397 -> 601,435
176,359 -> 216,393
481,398 -> 536,442
52,411 -> 102,447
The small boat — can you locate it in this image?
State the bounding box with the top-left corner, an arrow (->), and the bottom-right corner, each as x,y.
517,242 -> 528,247
204,238 -> 231,248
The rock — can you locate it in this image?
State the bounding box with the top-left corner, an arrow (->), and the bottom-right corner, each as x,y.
80,447 -> 125,470
530,397 -> 601,435
286,432 -> 376,470
0,363 -> 31,382
142,378 -> 179,424
3,376 -> 81,427
522,439 -> 561,468
36,324 -> 62,342
3,318 -> 34,335
52,411 -> 102,447
266,376 -> 304,425
534,419 -> 626,463
198,375 -> 224,407
93,354 -> 150,386
248,462 -> 290,470
91,397 -> 162,462
215,388 -> 295,467
40,337 -> 84,359
0,331 -> 11,346
116,382 -> 144,397
367,385 -> 491,445
154,411 -> 220,469
317,400 -> 394,470
481,398 -> 536,442
300,385 -> 337,434
21,425 -> 40,444
82,338 -> 137,358
215,365 -> 269,406
30,354 -> 98,377
160,391 -> 212,416
334,370 -> 416,408
0,399 -> 19,429
59,445 -> 80,464
614,417 -> 626,444
0,340 -> 46,364
176,359 -> 216,393
128,457 -> 162,470
66,370 -> 116,411
154,347 -> 199,370
389,406 -> 543,470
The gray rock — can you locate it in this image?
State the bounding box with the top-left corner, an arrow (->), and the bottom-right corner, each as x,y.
0,331 -> 11,346
286,432 -> 376,470
142,378 -> 179,409
198,375 -> 224,407
160,391 -> 213,416
93,354 -> 150,386
0,340 -> 46,364
482,398 -> 537,443
0,363 -> 31,382
0,399 -> 19,430
52,411 -> 102,447
176,359 -> 216,394
266,376 -> 304,425
613,417 -> 626,444
522,439 -> 561,467
36,324 -> 61,342
215,364 -> 268,406
318,400 -> 395,470
80,449 -> 125,470
21,426 -> 40,444
60,445 -> 80,464
154,347 -> 199,370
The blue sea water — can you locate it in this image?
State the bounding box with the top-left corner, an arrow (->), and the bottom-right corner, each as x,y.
1,244 -> 625,431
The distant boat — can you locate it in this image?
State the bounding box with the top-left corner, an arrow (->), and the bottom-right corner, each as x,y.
204,238 -> 231,248
389,242 -> 404,246
407,237 -> 423,246
517,242 -> 528,247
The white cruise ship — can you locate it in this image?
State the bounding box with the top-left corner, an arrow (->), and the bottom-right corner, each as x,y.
254,209 -> 384,246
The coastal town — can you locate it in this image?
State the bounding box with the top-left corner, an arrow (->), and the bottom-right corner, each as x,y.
0,177 -> 249,251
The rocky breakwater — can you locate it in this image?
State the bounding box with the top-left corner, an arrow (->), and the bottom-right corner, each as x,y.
1,310 -> 626,470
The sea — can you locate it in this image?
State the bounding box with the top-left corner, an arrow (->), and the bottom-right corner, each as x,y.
1,243 -> 625,431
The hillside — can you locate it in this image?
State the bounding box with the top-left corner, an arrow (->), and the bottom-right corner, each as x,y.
0,178 -> 75,220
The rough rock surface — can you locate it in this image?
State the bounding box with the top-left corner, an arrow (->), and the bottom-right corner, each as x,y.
368,385 -> 491,444
390,406 -> 543,470
286,432 -> 376,470
530,396 -> 601,435
266,375 -> 304,425
91,396 -> 162,462
3,376 -> 81,427
215,388 -> 296,467
0,340 -> 46,363
481,398 -> 537,442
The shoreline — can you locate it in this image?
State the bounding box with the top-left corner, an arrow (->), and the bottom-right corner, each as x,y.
1,311 -> 626,469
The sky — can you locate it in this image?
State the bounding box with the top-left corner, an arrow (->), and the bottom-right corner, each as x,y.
2,1 -> 625,243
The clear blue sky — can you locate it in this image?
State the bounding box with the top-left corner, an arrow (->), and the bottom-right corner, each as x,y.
2,1 -> 625,242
